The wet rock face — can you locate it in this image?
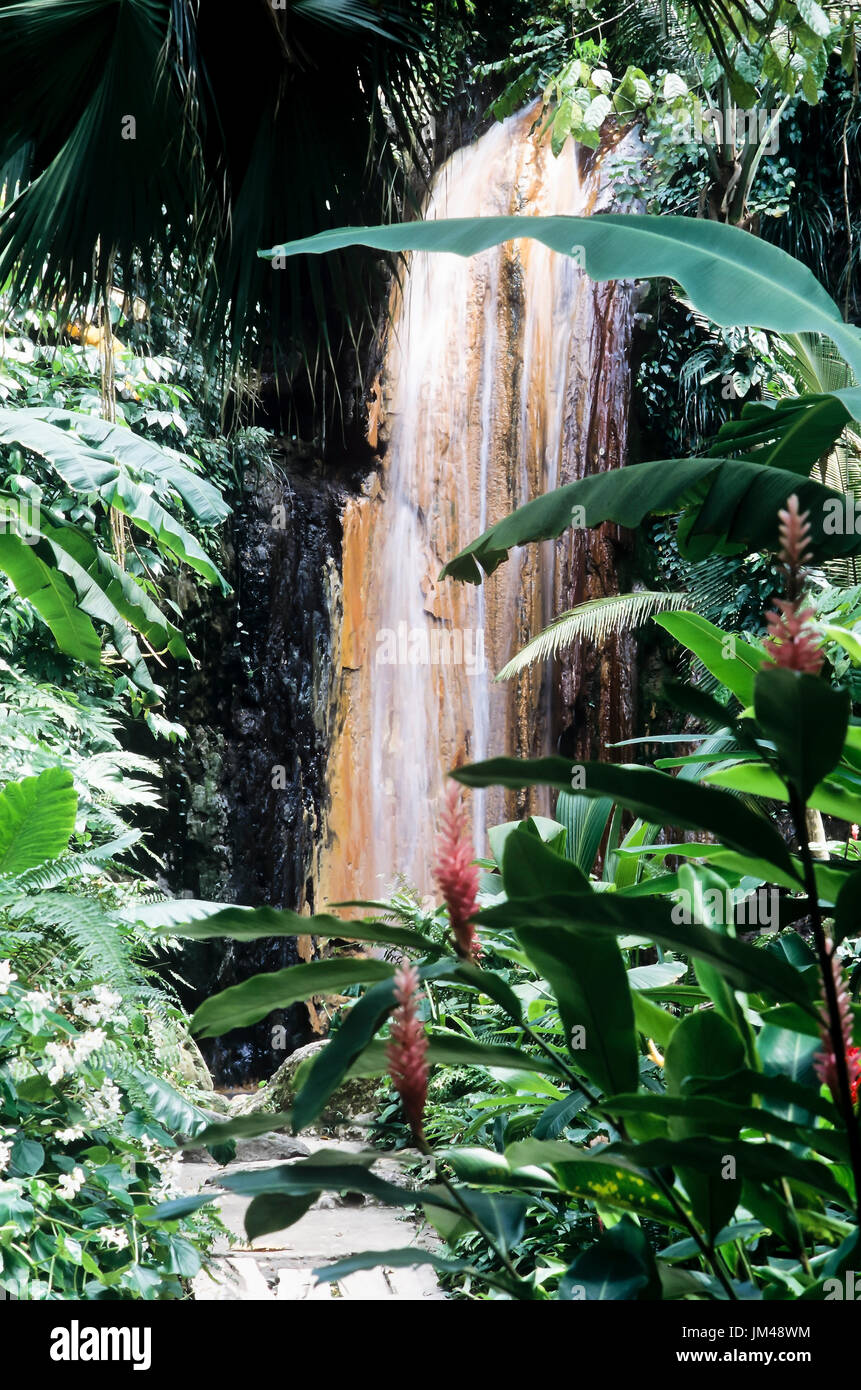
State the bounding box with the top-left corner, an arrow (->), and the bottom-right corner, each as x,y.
164,447 -> 343,1087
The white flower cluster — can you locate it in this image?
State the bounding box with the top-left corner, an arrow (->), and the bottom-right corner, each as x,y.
0,959 -> 17,993
98,1226 -> 130,1251
74,987 -> 124,1027
54,1126 -> 85,1144
151,1153 -> 184,1201
44,1041 -> 75,1085
0,1140 -> 12,1174
22,989 -> 53,1012
56,1166 -> 86,1200
81,1079 -> 123,1129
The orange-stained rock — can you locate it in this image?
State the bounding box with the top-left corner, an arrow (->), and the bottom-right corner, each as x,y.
314,106 -> 638,908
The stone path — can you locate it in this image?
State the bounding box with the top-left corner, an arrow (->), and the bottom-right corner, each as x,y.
181,1132 -> 445,1301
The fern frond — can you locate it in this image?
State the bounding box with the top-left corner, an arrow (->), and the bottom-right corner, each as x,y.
0,832 -> 140,895
495,592 -> 692,682
13,891 -> 141,991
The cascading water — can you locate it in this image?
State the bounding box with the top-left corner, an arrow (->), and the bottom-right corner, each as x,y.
317,104 -> 639,907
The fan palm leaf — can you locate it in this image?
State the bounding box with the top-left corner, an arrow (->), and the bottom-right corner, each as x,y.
0,0 -> 433,402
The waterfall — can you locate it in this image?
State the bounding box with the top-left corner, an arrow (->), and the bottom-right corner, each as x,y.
316,105 -> 638,908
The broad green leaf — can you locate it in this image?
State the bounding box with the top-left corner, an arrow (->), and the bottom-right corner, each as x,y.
555,790 -> 614,874
244,1193 -> 315,1243
105,474 -> 229,592
487,814 -> 567,869
0,768 -> 76,874
753,667 -> 849,799
560,1216 -> 660,1300
705,762 -> 861,822
159,902 -> 440,956
711,391 -> 858,475
349,1034 -> 565,1081
261,214 -> 861,374
479,890 -> 816,1012
608,1136 -> 848,1207
503,831 -> 637,1095
654,611 -> 764,705
312,1247 -> 481,1282
438,456 -> 859,584
0,530 -> 101,665
191,958 -> 396,1038
503,1140 -> 680,1225
665,1011 -> 746,1238
19,408 -> 230,524
454,756 -> 799,880
833,870 -> 861,947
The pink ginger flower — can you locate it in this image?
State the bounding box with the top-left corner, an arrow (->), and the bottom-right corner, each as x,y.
387,960 -> 429,1141
814,949 -> 861,1109
764,494 -> 823,675
435,781 -> 481,959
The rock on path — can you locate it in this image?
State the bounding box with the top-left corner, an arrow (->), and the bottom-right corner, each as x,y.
180,1133 -> 445,1301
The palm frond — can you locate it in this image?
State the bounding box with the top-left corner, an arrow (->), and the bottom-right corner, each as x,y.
495,591 -> 692,682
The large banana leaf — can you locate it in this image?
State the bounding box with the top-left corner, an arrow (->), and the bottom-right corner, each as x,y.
0,408 -> 228,591
260,213 -> 861,376
710,389 -> 861,473
438,456 -> 858,583
0,527 -> 101,665
14,409 -> 230,524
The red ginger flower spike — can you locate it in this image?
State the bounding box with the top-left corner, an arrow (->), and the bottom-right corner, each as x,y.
386,960 -> 428,1142
764,493 -> 823,674
763,597 -> 824,674
814,949 -> 861,1109
435,781 -> 481,960
777,493 -> 813,576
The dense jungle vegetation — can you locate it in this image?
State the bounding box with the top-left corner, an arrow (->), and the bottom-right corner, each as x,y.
2,0 -> 861,1317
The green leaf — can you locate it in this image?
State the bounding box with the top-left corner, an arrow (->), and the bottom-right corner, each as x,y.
515,919 -> 637,1095
560,1216 -> 660,1299
0,529 -> 101,665
244,1192 -> 315,1243
349,1035 -> 566,1080
180,1111 -> 294,1150
665,1011 -> 745,1239
654,611 -> 764,705
0,767 -> 77,874
608,1137 -> 848,1207
754,667 -> 849,799
833,870 -> 861,947
19,408 -> 229,524
503,1140 -> 680,1225
311,1247 -> 481,1282
10,1136 -> 44,1176
555,790 -> 614,874
454,757 -> 798,880
446,458 -> 857,583
160,903 -> 440,955
291,975 -> 401,1132
191,958 -> 395,1038
120,1065 -> 210,1139
502,830 -> 637,1094
262,214 -> 860,373
487,815 -> 568,870
533,1091 -> 590,1140
480,890 -> 815,1012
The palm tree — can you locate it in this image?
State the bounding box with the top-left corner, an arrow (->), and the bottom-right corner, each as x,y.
0,0 -> 436,422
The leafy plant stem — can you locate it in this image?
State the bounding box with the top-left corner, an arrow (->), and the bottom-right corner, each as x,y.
789,783 -> 861,1228
417,1137 -> 533,1295
519,1021 -> 739,1298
